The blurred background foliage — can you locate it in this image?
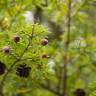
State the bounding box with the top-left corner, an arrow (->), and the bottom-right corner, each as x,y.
0,0 -> 96,96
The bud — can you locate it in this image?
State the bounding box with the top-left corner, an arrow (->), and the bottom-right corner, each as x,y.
74,88 -> 86,96
12,35 -> 20,43
3,46 -> 11,54
0,62 -> 6,75
42,54 -> 50,58
16,64 -> 31,78
41,39 -> 48,46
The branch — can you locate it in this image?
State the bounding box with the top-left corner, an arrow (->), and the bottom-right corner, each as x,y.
0,24 -> 35,96
62,0 -> 72,95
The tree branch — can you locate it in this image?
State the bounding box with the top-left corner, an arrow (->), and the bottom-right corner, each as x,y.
0,24 -> 35,96
62,0 -> 72,95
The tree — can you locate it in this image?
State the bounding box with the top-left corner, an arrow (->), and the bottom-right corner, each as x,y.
0,0 -> 96,96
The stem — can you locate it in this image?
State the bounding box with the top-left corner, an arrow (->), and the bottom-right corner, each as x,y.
62,0 -> 72,96
0,24 -> 35,96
